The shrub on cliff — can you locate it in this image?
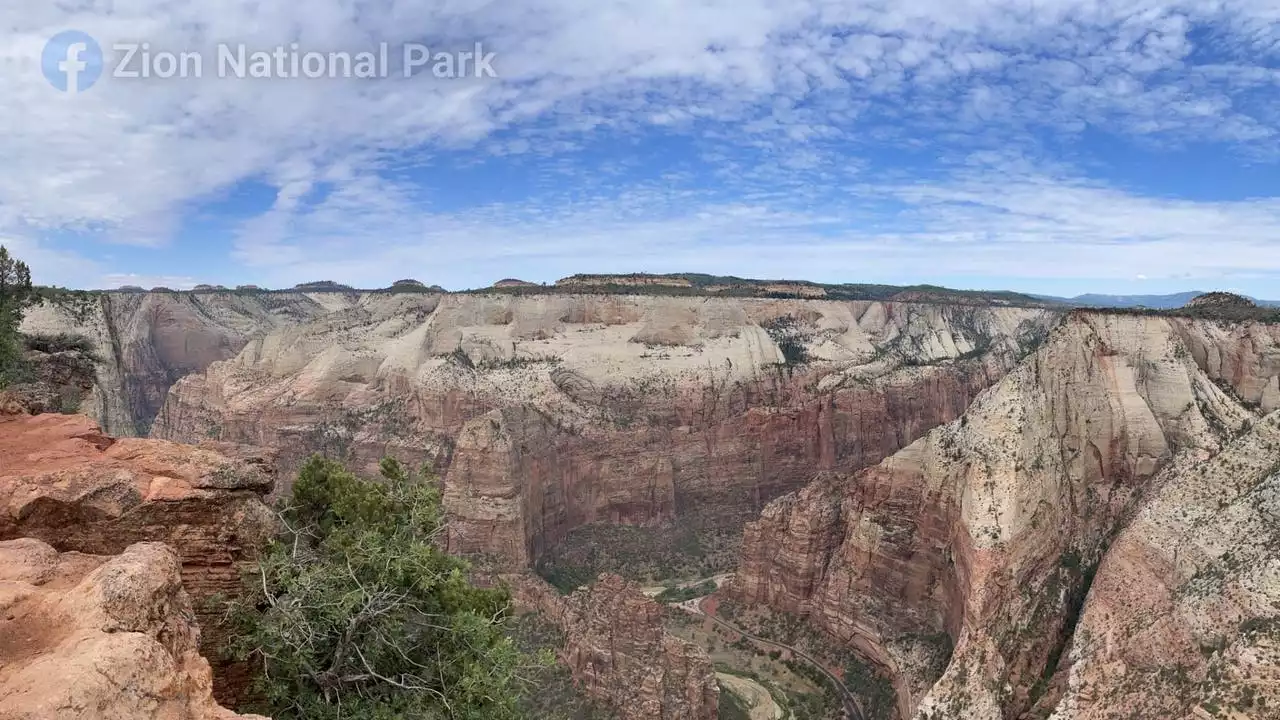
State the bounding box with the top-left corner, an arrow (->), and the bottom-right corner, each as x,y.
227,456 -> 545,720
0,246 -> 36,387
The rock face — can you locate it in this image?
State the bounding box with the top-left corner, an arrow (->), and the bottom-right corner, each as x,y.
20,292 -> 335,436
732,312 -> 1280,719
1041,412 -> 1280,720
0,539 -> 266,720
147,293 -> 1054,567
2,339 -> 97,416
556,274 -> 694,289
0,409 -> 277,705
507,573 -> 719,720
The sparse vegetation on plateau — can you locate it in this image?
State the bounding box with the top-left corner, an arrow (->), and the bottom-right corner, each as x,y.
22,332 -> 97,357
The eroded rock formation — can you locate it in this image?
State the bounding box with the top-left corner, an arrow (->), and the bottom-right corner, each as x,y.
506,572 -> 719,720
0,409 -> 277,705
20,291 -> 339,435
144,293 -> 1054,567
1038,412 -> 1280,719
733,312 -> 1280,719
0,539 -> 266,720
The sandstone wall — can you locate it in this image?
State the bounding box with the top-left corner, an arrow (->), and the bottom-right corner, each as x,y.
732,312 -> 1280,719
20,291 -> 341,436
1037,411 -> 1280,719
505,572 -> 719,720
0,410 -> 277,706
149,293 -> 1055,567
0,539 -> 266,720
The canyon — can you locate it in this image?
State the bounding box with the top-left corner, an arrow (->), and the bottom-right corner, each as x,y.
9,286 -> 1280,719
23,290 -> 1055,571
0,398 -> 723,720
733,311 -> 1280,719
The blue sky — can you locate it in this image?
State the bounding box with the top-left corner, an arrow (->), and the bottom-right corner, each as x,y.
2,0 -> 1279,296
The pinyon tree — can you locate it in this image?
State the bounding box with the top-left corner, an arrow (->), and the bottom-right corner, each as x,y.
0,246 -> 35,386
227,455 -> 545,720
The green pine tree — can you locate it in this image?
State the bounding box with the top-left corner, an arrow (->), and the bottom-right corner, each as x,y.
0,246 -> 36,387
228,455 -> 547,719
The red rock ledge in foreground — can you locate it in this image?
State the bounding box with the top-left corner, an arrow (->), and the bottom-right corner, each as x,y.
0,539 -> 268,720
0,406 -> 279,706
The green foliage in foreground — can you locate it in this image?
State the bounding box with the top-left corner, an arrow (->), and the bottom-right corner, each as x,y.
0,246 -> 36,388
227,456 -> 547,720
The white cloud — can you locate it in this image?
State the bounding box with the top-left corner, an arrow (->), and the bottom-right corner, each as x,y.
0,235 -> 103,288
217,158 -> 1280,292
99,273 -> 202,291
0,0 -> 1278,288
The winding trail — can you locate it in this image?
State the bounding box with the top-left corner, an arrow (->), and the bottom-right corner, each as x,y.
690,595 -> 866,720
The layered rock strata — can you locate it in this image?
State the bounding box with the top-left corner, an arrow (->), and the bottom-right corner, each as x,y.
0,539 -> 267,720
506,572 -> 719,720
1033,411 -> 1280,720
148,293 -> 1055,566
0,409 -> 277,705
20,291 -> 338,435
733,313 -> 1280,719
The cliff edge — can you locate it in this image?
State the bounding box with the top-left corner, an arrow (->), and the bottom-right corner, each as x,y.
0,540 -> 267,720
733,312 -> 1280,719
0,404 -> 278,708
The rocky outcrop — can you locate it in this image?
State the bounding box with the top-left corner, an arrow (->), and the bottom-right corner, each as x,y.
2,337 -> 98,416
1037,412 -> 1280,720
0,539 -> 266,720
444,405 -> 679,565
0,409 -> 277,705
506,573 -> 719,720
1185,291 -> 1256,309
556,274 -> 694,289
20,292 -> 334,436
732,312 -> 1280,719
150,293 -> 1055,567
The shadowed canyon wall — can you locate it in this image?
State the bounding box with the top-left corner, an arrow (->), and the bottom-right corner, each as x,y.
20,292 -> 337,436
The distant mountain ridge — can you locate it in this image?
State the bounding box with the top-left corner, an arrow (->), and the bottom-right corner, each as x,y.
1034,291 -> 1280,309
77,275 -> 1279,310
76,273 -> 1056,307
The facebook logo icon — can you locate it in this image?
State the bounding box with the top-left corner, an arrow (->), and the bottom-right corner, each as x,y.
42,30 -> 104,93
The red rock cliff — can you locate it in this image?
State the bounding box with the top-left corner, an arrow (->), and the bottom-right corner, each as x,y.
505,572 -> 720,720
0,409 -> 278,706
733,313 -> 1280,719
148,295 -> 1055,568
0,539 -> 268,720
